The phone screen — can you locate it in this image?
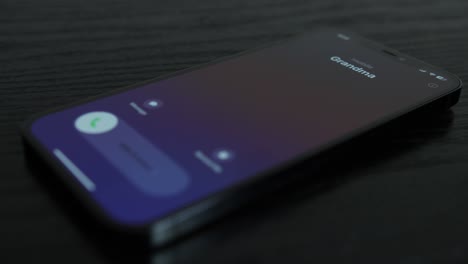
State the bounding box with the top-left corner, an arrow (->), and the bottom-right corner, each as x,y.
29,30 -> 459,225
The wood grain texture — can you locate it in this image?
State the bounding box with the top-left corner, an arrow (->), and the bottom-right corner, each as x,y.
2,0 -> 468,263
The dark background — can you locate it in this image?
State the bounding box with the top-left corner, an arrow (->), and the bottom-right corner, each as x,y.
2,0 -> 468,263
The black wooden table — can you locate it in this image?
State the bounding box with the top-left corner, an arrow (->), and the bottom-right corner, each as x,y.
2,0 -> 468,263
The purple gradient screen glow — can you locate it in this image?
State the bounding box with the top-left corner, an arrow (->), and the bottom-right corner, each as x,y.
30,31 -> 455,225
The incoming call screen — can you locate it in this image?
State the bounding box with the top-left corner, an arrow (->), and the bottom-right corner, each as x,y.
30,30 -> 453,225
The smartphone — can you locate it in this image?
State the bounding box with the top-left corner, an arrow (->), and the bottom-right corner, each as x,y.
22,28 -> 462,246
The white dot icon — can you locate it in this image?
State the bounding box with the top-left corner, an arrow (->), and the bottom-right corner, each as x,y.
144,99 -> 163,109
213,149 -> 234,162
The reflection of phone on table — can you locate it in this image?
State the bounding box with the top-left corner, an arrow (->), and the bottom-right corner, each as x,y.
22,28 -> 462,246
